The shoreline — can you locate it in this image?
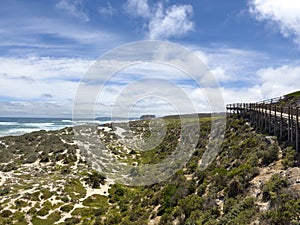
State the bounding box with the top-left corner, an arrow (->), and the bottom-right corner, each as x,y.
0,113 -> 220,138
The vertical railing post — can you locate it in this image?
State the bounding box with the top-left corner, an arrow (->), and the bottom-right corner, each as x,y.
261,104 -> 264,130
264,103 -> 267,131
280,105 -> 283,141
258,105 -> 261,130
269,103 -> 271,133
291,107 -> 294,143
256,103 -> 259,126
274,105 -> 277,135
251,103 -> 253,123
288,106 -> 291,143
296,107 -> 299,152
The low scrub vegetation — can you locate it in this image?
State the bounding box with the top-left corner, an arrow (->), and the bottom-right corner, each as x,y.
0,116 -> 298,224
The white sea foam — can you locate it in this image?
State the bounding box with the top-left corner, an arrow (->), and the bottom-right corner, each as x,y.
72,120 -> 103,125
0,120 -> 72,137
8,128 -> 40,134
0,122 -> 20,126
61,120 -> 73,123
23,122 -> 55,127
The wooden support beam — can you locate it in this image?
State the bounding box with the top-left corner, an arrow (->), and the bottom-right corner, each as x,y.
228,100 -> 298,152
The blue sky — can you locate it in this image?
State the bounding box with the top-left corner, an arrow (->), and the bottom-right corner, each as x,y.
0,0 -> 300,117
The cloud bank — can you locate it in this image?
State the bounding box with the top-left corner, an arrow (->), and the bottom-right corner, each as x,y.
1,48 -> 298,117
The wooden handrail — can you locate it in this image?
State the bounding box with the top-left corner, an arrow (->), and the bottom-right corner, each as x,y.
226,98 -> 299,152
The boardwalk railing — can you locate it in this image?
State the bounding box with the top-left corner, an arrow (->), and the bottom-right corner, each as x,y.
226,99 -> 299,152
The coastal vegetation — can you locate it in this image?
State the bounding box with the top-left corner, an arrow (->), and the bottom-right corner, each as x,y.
0,104 -> 299,224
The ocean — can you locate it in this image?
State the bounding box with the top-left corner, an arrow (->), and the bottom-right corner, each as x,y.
0,117 -> 135,137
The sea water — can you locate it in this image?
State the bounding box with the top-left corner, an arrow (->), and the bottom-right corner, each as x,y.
0,118 -> 71,136
0,117 -> 132,137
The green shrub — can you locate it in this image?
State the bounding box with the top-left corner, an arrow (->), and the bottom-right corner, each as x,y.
105,212 -> 122,225
178,194 -> 203,218
108,184 -> 126,203
226,179 -> 242,198
24,152 -> 39,164
0,186 -> 10,196
262,174 -> 288,202
1,210 -> 12,217
82,194 -> 108,209
260,145 -> 278,165
71,207 -> 94,217
60,204 -> 73,212
12,211 -> 26,223
65,217 -> 81,225
282,147 -> 296,168
84,171 -> 106,188
14,199 -> 28,208
36,207 -> 49,216
40,189 -> 54,200
260,199 -> 300,225
64,178 -> 86,199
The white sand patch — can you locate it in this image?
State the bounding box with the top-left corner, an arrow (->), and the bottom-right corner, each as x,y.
49,195 -> 63,205
148,205 -> 161,225
0,141 -> 8,148
55,160 -> 65,167
184,174 -> 193,181
0,171 -> 13,186
21,205 -> 32,214
22,159 -> 41,168
0,161 -> 13,166
0,171 -> 7,186
25,214 -> 33,225
60,137 -> 76,145
114,126 -> 126,140
98,126 -> 112,133
85,183 -> 110,197
123,145 -> 132,154
82,176 -> 113,198
71,148 -> 82,170
55,211 -> 72,224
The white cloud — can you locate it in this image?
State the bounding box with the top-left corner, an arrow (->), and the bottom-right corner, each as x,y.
0,57 -> 94,102
220,87 -> 263,104
124,0 -> 194,40
256,65 -> 300,98
249,0 -> 300,45
98,2 -> 116,17
192,47 -> 269,84
216,64 -> 300,105
0,56 -> 94,80
210,67 -> 233,83
148,4 -> 194,40
56,0 -> 89,22
125,0 -> 150,18
0,101 -> 73,118
0,16 -> 119,57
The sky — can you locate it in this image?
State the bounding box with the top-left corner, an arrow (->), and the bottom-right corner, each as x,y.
0,0 -> 300,118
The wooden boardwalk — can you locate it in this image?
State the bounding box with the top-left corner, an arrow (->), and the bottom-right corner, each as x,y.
227,97 -> 299,152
